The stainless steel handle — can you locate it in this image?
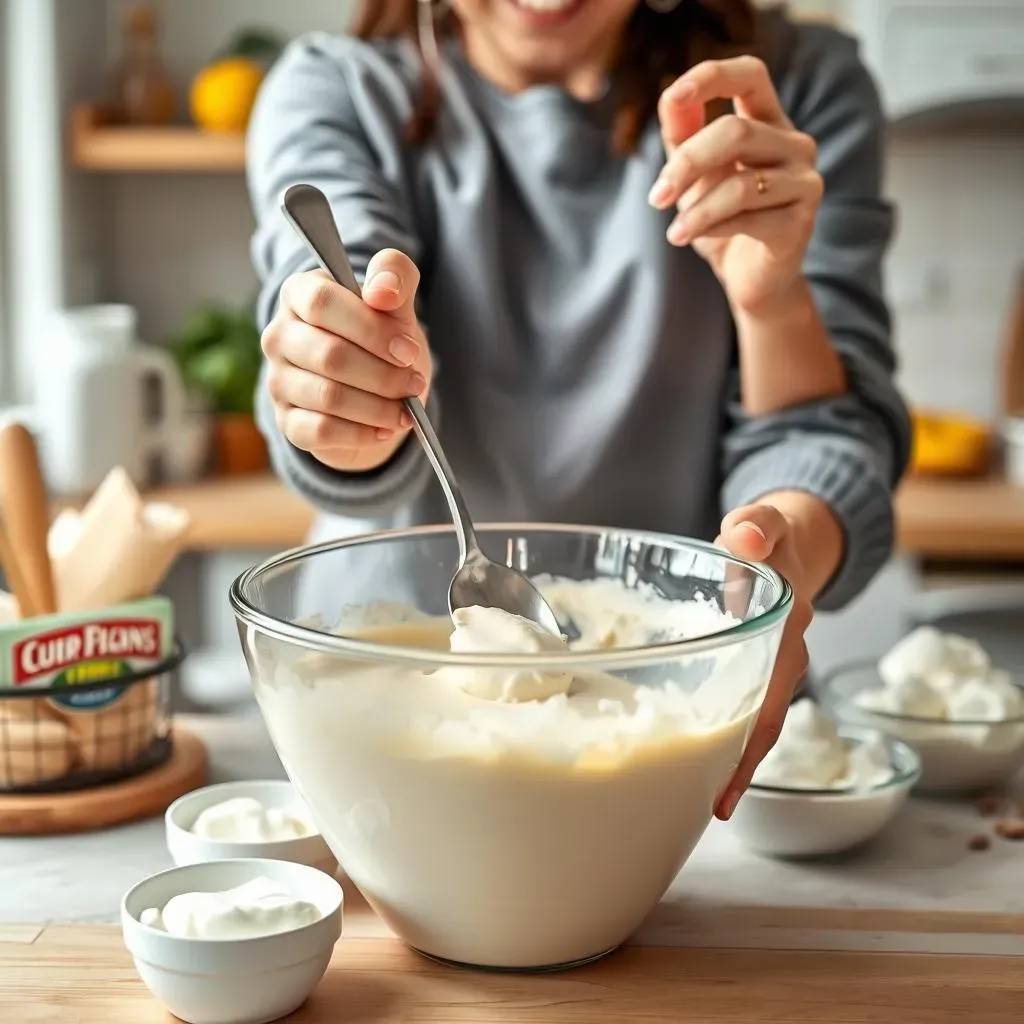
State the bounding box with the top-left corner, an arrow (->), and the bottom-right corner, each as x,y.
281,184 -> 479,564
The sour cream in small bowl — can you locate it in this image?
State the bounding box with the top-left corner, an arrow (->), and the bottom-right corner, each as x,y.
121,858 -> 343,1024
166,780 -> 336,875
727,699 -> 920,858
816,627 -> 1024,793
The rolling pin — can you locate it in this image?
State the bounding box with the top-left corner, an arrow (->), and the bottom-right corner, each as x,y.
0,423 -> 57,615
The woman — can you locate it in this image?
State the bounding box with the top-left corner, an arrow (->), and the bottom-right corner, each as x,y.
248,0 -> 911,819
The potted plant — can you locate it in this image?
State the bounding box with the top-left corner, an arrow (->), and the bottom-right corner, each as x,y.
171,302 -> 268,476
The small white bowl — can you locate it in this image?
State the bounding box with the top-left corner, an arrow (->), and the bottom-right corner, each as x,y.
728,728 -> 921,858
122,858 -> 342,1024
816,663 -> 1024,793
166,780 -> 336,875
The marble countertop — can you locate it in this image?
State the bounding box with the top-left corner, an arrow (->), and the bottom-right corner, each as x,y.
2,712 -> 1022,928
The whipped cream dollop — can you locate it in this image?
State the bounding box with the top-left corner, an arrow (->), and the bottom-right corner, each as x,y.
191,796 -> 315,843
440,605 -> 574,703
140,876 -> 321,939
752,699 -> 893,790
857,627 -> 1024,722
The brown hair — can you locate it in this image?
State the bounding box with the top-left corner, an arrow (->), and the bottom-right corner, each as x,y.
354,0 -> 761,152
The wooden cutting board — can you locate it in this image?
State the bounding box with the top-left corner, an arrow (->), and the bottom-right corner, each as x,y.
0,728 -> 208,836
2,915 -> 1023,1024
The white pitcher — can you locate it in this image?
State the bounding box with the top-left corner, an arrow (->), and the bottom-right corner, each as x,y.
39,304 -> 207,495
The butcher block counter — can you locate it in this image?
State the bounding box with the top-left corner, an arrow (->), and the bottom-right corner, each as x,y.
3,714 -> 1024,1023
2,920 -> 1022,1024
54,473 -> 1024,560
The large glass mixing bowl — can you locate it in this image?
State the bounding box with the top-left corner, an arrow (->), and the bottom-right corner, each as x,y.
230,524 -> 791,972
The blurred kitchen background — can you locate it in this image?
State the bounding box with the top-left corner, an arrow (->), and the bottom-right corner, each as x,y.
0,0 -> 1021,711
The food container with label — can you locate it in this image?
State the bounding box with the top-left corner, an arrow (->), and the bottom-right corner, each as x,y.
0,595 -> 184,792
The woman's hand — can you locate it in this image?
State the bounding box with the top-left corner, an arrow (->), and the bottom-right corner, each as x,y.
262,249 -> 432,473
713,491 -> 845,820
650,56 -> 824,317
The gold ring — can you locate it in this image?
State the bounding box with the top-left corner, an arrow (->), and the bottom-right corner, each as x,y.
755,170 -> 768,195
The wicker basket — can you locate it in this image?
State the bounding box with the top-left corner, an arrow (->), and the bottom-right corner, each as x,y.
0,641 -> 185,794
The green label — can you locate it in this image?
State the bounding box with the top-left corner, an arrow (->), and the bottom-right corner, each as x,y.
48,659 -> 131,711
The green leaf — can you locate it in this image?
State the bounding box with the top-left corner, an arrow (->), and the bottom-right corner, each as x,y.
218,27 -> 287,67
170,302 -> 262,414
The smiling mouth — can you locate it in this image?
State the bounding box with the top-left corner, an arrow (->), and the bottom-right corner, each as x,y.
509,0 -> 586,25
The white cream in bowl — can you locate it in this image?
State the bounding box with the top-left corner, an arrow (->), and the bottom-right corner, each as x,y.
733,706 -> 919,858
752,699 -> 893,791
141,875 -> 322,940
165,781 -> 336,875
191,797 -> 315,844
122,859 -> 342,1024
254,577 -> 780,970
832,628 -> 1024,792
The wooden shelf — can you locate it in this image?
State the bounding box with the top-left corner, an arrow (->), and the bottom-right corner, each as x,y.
50,471 -> 1024,560
69,105 -> 245,173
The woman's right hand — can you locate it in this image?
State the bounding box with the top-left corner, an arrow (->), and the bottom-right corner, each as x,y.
262,249 -> 432,473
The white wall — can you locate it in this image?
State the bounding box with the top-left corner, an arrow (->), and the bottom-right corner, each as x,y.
888,132 -> 1024,419
102,0 -> 357,345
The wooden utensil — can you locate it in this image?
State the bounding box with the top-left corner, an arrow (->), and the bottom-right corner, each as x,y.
1000,267 -> 1024,417
0,423 -> 57,615
0,515 -> 38,618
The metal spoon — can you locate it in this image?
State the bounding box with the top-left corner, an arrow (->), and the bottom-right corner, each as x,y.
282,184 -> 562,636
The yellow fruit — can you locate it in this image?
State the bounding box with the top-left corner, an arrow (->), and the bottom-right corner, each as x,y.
189,58 -> 265,134
910,409 -> 991,476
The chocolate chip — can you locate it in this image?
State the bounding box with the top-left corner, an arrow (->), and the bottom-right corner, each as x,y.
994,818 -> 1024,841
967,834 -> 991,851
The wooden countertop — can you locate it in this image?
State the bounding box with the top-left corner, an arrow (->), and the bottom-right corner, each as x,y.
2,918 -> 1022,1023
58,473 -> 1024,560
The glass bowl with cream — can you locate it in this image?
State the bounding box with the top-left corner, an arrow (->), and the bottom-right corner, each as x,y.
230,524 -> 792,972
727,699 -> 921,858
817,627 -> 1024,793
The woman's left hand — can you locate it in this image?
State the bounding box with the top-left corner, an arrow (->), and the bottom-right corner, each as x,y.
650,56 -> 823,316
712,492 -> 844,821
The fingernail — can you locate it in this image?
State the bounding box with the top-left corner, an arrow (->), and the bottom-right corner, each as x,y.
399,410 -> 413,430
739,521 -> 768,542
368,270 -> 401,296
376,427 -> 395,440
720,790 -> 740,821
648,177 -> 675,209
389,334 -> 420,366
666,79 -> 696,102
666,218 -> 689,245
406,372 -> 426,396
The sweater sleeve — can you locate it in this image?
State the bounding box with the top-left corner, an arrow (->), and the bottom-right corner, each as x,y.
720,26 -> 912,611
247,34 -> 437,520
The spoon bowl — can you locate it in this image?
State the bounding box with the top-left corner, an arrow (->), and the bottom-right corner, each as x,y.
449,550 -> 562,636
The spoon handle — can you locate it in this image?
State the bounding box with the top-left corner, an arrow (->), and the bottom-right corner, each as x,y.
281,184 -> 479,564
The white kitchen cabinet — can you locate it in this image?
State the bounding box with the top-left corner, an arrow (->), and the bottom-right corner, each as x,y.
848,0 -> 1024,120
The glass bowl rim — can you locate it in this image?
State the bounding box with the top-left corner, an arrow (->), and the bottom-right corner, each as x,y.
229,522 -> 794,669
747,724 -> 922,798
816,660 -> 1024,727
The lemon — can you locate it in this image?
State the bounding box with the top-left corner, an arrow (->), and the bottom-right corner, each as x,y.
190,58 -> 265,134
910,409 -> 991,476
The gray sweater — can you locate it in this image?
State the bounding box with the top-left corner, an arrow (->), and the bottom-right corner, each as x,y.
247,19 -> 911,611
